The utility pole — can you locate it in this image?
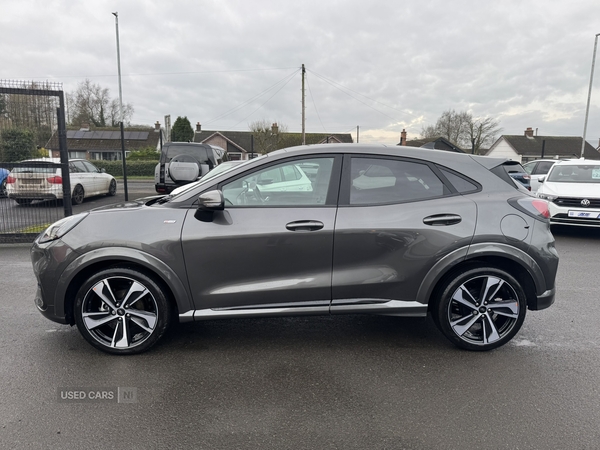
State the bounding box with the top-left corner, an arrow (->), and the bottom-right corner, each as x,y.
112,11 -> 128,200
301,64 -> 306,145
582,33 -> 600,158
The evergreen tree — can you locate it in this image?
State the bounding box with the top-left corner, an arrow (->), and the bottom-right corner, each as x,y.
171,116 -> 194,142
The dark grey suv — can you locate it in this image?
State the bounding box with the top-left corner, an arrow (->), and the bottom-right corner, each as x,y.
31,144 -> 559,354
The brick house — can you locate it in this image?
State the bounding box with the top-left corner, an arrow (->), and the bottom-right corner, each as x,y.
192,123 -> 353,160
46,122 -> 164,161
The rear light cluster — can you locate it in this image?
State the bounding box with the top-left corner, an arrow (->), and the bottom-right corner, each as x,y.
47,176 -> 62,184
508,197 -> 550,221
6,176 -> 15,184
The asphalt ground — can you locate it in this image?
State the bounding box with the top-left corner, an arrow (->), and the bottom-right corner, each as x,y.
1,224 -> 600,449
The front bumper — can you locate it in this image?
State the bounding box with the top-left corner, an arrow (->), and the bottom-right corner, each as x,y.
549,201 -> 600,227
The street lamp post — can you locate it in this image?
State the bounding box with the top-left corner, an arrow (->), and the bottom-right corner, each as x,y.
112,11 -> 128,200
581,33 -> 600,158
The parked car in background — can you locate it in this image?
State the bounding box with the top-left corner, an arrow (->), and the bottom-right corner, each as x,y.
154,142 -> 228,194
536,159 -> 600,227
523,159 -> 562,192
6,158 -> 116,205
504,162 -> 531,191
0,167 -> 9,197
31,144 -> 558,355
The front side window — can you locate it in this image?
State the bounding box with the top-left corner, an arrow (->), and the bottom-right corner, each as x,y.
222,157 -> 334,207
350,157 -> 449,205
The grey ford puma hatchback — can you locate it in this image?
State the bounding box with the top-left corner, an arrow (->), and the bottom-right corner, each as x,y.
31,144 -> 558,354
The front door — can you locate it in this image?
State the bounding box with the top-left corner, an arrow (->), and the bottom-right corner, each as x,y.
181,155 -> 341,310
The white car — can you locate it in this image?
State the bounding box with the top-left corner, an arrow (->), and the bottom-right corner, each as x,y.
536,159 -> 600,227
6,158 -> 116,205
522,159 -> 563,192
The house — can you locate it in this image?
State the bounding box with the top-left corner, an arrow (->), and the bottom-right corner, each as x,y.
486,127 -> 600,162
192,123 -> 353,160
46,122 -> 164,161
397,129 -> 465,153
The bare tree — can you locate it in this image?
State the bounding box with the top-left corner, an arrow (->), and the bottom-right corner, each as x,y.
249,119 -> 288,154
421,109 -> 501,154
67,79 -> 134,127
466,117 -> 502,154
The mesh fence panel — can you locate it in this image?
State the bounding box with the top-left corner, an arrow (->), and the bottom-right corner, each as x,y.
0,80 -> 68,243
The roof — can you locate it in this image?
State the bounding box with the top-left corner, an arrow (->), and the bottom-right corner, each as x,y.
491,135 -> 600,159
46,127 -> 162,152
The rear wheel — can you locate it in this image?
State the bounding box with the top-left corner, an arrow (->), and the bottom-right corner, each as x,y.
74,267 -> 172,355
433,267 -> 527,351
72,184 -> 84,205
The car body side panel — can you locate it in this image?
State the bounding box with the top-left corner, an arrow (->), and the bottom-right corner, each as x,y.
332,196 -> 477,304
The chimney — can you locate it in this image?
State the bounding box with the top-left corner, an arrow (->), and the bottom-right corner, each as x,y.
401,129 -> 407,146
272,123 -> 279,134
196,122 -> 201,132
524,127 -> 534,138
154,121 -> 160,132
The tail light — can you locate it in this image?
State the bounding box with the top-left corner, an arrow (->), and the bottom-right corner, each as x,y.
47,176 -> 62,184
6,175 -> 15,184
508,197 -> 550,221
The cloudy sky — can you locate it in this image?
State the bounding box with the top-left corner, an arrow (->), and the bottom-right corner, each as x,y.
2,0 -> 600,147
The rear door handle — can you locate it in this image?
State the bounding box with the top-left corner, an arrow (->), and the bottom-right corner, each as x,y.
286,220 -> 324,231
423,214 -> 462,226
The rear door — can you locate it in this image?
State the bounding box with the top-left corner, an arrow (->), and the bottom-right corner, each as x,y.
331,155 -> 478,309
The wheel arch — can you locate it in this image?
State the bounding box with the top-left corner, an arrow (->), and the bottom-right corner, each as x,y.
419,244 -> 543,312
56,248 -> 192,325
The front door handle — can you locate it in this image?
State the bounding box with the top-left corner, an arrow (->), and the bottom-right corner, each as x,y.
423,214 -> 462,226
286,220 -> 324,231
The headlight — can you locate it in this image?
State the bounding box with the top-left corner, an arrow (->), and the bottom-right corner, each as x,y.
537,192 -> 557,201
38,213 -> 89,244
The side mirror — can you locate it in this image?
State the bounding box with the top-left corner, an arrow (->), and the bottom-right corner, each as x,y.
195,190 -> 224,222
538,176 -> 545,183
100,168 -> 106,173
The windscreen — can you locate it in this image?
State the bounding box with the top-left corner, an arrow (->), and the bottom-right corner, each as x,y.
547,164 -> 600,183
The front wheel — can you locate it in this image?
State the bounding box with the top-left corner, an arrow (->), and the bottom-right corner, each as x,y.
433,267 -> 527,351
74,267 -> 172,355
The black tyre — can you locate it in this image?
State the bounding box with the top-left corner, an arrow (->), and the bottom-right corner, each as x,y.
72,184 -> 85,205
433,266 -> 527,351
74,267 -> 172,355
0,178 -> 6,197
107,179 -> 117,196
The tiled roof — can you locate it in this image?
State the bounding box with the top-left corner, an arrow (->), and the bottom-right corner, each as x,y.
494,135 -> 600,159
194,129 -> 353,151
404,137 -> 465,153
46,127 -> 161,152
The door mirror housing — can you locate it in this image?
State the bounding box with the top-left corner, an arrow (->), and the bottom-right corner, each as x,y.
195,190 -> 225,222
538,176 -> 545,183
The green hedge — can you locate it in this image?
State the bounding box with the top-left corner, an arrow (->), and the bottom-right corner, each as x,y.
93,160 -> 157,177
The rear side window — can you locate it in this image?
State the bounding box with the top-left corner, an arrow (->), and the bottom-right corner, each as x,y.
349,157 -> 450,205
